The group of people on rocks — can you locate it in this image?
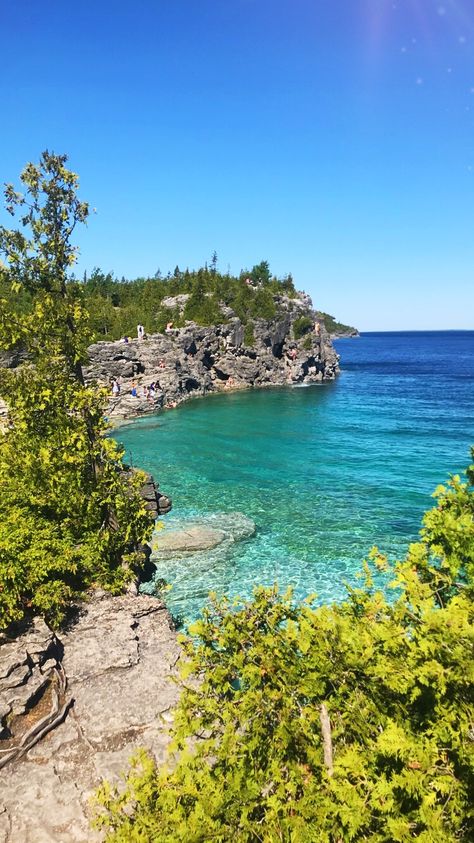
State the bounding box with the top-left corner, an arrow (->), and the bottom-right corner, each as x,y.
110,376 -> 179,410
110,378 -> 160,401
130,380 -> 160,401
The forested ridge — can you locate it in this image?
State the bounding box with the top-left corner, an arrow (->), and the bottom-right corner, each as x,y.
0,259 -> 356,343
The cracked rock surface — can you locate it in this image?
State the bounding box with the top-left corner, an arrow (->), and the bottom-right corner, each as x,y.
0,592 -> 180,843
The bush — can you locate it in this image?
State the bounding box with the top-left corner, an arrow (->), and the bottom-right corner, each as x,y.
293,315 -> 313,339
250,288 -> 276,321
95,455 -> 474,842
184,293 -> 223,326
243,321 -> 255,346
0,364 -> 154,629
0,153 -> 154,629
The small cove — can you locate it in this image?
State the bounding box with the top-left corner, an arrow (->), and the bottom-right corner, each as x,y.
115,331 -> 474,623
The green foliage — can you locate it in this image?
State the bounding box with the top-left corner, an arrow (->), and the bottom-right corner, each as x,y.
303,335 -> 312,351
250,259 -> 272,285
0,153 -> 153,628
318,311 -> 358,336
95,456 -> 474,842
183,274 -> 223,326
293,315 -> 313,339
250,287 -> 276,320
60,260 -> 297,340
243,321 -> 255,347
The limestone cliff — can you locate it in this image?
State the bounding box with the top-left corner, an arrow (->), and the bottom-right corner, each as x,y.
85,291 -> 339,420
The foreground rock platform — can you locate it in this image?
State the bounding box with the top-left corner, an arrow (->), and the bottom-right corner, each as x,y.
0,592 -> 180,843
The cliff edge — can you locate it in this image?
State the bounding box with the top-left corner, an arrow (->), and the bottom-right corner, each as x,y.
85,291 -> 340,420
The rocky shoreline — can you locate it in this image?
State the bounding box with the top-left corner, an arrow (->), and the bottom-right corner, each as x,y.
0,592 -> 180,843
85,291 -> 339,422
0,291 -> 339,426
0,474 -> 177,842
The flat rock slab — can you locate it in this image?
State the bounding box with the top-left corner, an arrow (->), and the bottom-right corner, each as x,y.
157,525 -> 226,552
0,592 -> 180,843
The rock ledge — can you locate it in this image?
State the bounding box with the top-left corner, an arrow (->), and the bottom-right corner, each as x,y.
0,592 -> 180,843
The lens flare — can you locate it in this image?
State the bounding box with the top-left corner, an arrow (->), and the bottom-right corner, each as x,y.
363,0 -> 474,53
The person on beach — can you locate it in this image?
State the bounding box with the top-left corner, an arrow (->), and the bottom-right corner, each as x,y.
131,381 -> 138,397
111,379 -> 120,396
165,321 -> 173,334
137,324 -> 145,340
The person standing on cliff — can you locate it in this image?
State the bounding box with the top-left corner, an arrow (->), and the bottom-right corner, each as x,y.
137,324 -> 145,340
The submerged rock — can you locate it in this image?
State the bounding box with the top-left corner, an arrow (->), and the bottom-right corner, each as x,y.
142,513 -> 257,615
157,525 -> 227,552
152,512 -> 256,561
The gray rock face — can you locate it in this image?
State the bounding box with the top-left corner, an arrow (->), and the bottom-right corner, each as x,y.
0,617 -> 60,745
0,593 -> 180,843
86,292 -> 339,421
121,469 -> 172,519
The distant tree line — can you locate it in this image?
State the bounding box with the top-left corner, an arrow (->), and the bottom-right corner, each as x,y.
78,260 -> 297,340
1,253 -> 358,344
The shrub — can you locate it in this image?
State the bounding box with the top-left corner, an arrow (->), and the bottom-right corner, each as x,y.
0,153 -> 154,629
243,321 -> 255,346
94,454 -> 474,842
293,315 -> 313,339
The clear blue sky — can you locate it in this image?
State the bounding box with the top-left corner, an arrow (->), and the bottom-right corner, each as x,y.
1,0 -> 473,330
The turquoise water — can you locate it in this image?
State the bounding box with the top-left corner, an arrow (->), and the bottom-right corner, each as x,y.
115,331 -> 474,623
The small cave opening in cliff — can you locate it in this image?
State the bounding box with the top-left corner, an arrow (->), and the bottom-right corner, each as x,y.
184,340 -> 197,356
272,341 -> 284,359
301,357 -> 320,377
213,368 -> 229,382
201,350 -> 215,369
184,377 -> 200,392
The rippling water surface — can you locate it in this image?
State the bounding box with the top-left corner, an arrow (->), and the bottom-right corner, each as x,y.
115,331 -> 474,622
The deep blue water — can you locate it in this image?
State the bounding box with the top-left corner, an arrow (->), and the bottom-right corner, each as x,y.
115,331 -> 474,622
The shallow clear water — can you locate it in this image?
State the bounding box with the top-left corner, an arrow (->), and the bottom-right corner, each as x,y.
115,331 -> 474,623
